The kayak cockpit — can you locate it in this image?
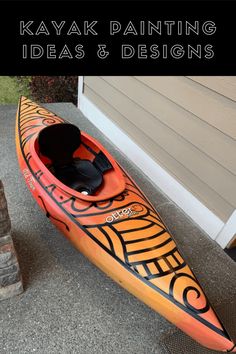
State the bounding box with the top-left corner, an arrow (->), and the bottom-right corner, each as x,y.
34,123 -> 126,200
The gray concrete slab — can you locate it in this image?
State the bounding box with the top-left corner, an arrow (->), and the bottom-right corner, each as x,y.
0,102 -> 235,354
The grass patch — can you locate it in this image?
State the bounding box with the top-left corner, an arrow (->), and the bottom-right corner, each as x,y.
0,76 -> 30,104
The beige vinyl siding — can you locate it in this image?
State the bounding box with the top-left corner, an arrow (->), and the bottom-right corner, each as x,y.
83,76 -> 236,222
187,76 -> 236,102
135,76 -> 236,139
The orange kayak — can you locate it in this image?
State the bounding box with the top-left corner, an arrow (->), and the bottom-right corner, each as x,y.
16,96 -> 235,352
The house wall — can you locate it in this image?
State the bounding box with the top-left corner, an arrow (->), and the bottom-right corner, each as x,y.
79,76 -> 236,247
78,76 -> 236,248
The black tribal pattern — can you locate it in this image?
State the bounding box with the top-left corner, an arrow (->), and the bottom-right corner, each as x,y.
17,97 -> 231,342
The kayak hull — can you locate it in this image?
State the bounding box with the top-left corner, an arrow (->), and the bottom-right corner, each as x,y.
16,97 -> 236,352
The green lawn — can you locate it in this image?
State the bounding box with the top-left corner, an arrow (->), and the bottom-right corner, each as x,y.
0,76 -> 30,104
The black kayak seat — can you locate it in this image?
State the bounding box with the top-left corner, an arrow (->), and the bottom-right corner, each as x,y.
38,123 -> 81,167
38,123 -> 104,194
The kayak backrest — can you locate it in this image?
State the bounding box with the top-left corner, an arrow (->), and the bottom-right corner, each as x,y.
38,123 -> 81,167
